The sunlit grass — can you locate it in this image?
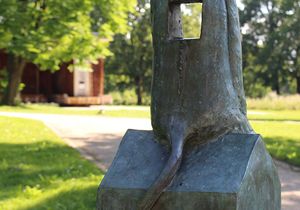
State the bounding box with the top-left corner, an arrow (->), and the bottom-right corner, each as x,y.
248,110 -> 300,121
0,104 -> 299,167
100,109 -> 150,118
0,104 -> 98,115
251,121 -> 300,166
0,116 -> 104,210
0,104 -> 151,118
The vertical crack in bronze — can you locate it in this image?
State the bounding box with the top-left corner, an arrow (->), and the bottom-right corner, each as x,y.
178,41 -> 185,103
178,41 -> 186,110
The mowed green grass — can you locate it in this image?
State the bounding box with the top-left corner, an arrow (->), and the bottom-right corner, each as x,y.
0,104 -> 299,166
0,116 -> 104,210
251,121 -> 300,166
0,104 -> 151,118
247,110 -> 300,166
1,104 -> 300,121
0,104 -> 101,115
248,110 -> 300,121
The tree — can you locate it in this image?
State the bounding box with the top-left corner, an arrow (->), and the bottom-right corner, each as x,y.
279,0 -> 300,93
106,0 -> 153,105
0,0 -> 135,105
240,0 -> 283,95
106,1 -> 204,105
240,0 -> 300,96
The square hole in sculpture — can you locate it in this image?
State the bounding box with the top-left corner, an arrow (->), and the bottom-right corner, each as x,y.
180,3 -> 202,39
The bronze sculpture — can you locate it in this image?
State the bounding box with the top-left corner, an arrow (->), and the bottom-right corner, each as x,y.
97,0 -> 281,209
140,0 -> 252,208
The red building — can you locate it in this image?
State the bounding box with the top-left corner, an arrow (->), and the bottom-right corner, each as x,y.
0,51 -> 112,105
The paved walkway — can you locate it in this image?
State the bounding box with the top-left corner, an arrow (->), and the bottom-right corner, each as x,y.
1,111 -> 299,210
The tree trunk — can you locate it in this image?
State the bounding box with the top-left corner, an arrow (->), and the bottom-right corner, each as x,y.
1,54 -> 26,105
275,79 -> 280,95
297,75 -> 300,94
272,66 -> 280,95
135,76 -> 143,105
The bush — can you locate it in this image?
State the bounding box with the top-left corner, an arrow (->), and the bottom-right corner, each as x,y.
109,89 -> 151,105
245,82 -> 272,98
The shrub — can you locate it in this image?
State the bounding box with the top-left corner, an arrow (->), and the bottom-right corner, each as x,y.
245,82 -> 272,98
109,89 -> 151,105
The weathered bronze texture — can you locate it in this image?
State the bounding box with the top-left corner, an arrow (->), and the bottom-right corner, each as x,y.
97,131 -> 281,210
97,0 -> 280,209
139,0 -> 253,208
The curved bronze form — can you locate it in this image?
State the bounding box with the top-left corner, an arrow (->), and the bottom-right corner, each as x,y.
139,0 -> 253,209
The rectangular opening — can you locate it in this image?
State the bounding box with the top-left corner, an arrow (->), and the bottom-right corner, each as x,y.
180,3 -> 202,39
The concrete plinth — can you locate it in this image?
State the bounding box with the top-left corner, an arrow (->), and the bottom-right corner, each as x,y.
97,130 -> 281,210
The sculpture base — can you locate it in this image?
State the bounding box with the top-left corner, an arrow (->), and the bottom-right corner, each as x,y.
97,130 -> 281,210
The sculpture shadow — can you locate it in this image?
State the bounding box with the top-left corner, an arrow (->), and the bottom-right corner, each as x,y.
264,136 -> 300,167
19,185 -> 98,210
0,141 -> 103,209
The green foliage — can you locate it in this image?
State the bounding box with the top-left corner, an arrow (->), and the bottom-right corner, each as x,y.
241,0 -> 300,95
106,1 -> 205,104
0,0 -> 136,71
0,0 -> 136,105
105,0 -> 152,105
105,74 -> 132,93
110,89 -> 151,105
251,121 -> 300,166
110,89 -> 139,105
181,3 -> 202,38
245,83 -> 271,98
0,116 -> 103,209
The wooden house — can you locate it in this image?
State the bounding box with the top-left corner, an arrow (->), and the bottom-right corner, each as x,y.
0,51 -> 112,105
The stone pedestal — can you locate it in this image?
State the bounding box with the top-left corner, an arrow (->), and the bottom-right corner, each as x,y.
97,130 -> 281,210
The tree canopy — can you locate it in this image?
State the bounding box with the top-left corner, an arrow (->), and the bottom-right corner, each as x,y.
0,0 -> 135,70
241,0 -> 300,96
0,0 -> 135,105
105,0 -> 152,105
105,1 -> 205,105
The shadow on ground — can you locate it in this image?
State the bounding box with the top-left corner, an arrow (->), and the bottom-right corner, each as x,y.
0,141 -> 103,210
20,185 -> 98,210
264,137 -> 300,167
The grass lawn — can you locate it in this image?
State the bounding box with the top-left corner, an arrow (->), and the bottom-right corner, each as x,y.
2,104 -> 300,121
0,104 -> 101,116
0,104 -> 151,118
0,116 -> 104,210
248,110 -> 300,122
0,104 -> 299,166
251,121 -> 300,166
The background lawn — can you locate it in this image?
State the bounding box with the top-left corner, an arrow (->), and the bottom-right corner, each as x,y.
0,105 -> 299,210
0,103 -> 299,172
251,121 -> 300,166
0,116 -> 104,210
0,104 -> 151,118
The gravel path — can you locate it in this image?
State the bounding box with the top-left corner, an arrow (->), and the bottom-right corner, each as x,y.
1,111 -> 299,210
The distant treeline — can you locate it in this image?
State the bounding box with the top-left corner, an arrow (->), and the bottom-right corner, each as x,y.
105,0 -> 300,105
